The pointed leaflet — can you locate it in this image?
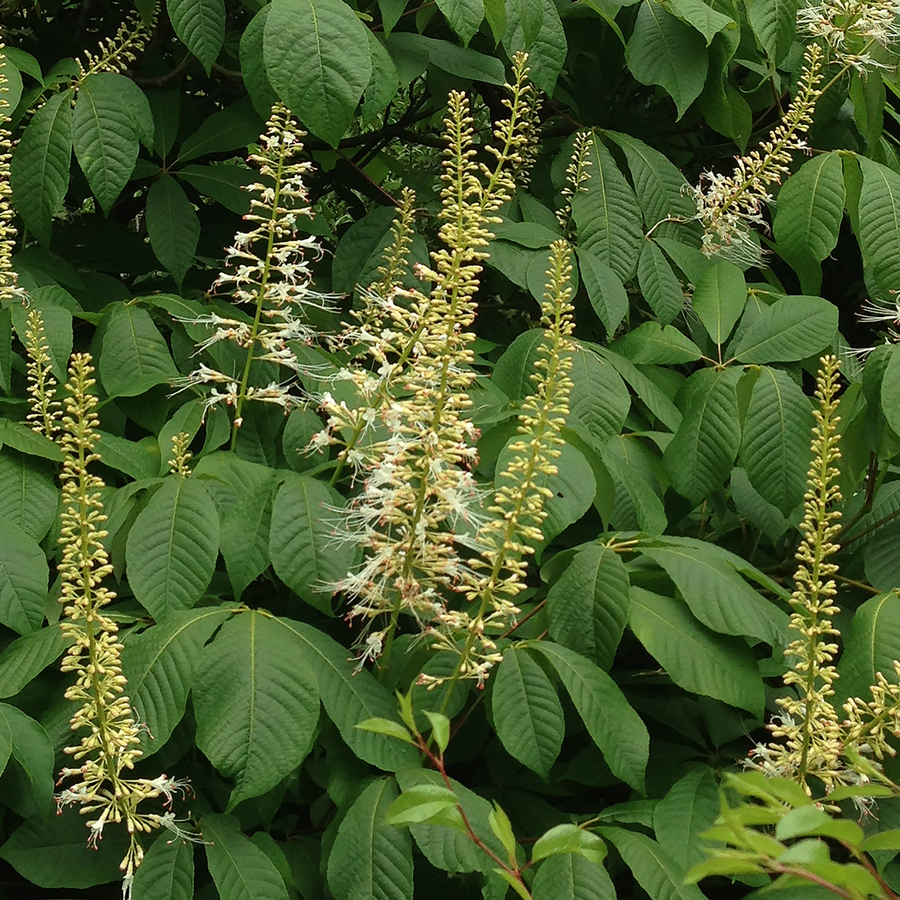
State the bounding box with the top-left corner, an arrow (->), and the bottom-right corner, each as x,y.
638,543 -> 789,646
773,152 -> 845,266
567,348 -> 631,446
130,835 -> 194,900
638,240 -> 684,324
727,295 -> 838,363
573,139 -> 643,282
837,592 -> 900,704
629,587 -> 764,715
653,769 -> 720,871
0,521 -> 47,635
881,344 -> 900,438
663,367 -> 741,505
177,97 -> 264,164
626,2 -> 708,120
741,365 -> 811,515
577,248 -> 629,335
264,0 -> 372,146
126,476 -> 219,619
747,0 -> 801,65
10,91 -> 73,245
501,0 -> 565,94
193,611 -> 319,810
665,0 -> 734,44
611,322 -> 701,365
121,607 -> 229,757
492,647 -> 565,778
599,826 -> 706,900
327,779 -> 414,900
203,814 -> 290,900
269,472 -> 357,614
435,0 -> 483,46
597,347 -> 682,432
0,450 -> 57,541
167,0 -> 225,73
691,261 -> 746,346
73,73 -> 143,214
533,853 -> 617,900
146,174 -> 200,287
277,617 -> 419,771
547,543 -> 630,670
0,625 -> 66,699
858,156 -> 900,297
531,642 -> 648,792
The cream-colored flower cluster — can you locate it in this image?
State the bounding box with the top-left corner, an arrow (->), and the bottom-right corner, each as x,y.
74,9 -> 156,85
798,0 -> 900,72
0,42 -> 26,307
557,130 -> 593,236
175,103 -> 333,433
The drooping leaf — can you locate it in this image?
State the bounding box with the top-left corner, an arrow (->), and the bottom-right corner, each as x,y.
532,642 -> 648,792
858,156 -> 900,299
626,2 -> 708,120
663,367 -> 741,505
502,0 -> 565,94
167,0 -> 226,73
130,835 -> 194,900
653,769 -> 720,870
573,139 -> 643,281
533,853 -> 617,900
0,626 -> 66,700
203,814 -> 290,900
492,647 -> 565,778
145,174 -> 200,287
327,779 -> 414,900
126,476 -> 220,619
276,617 -> 420,771
121,607 -> 229,756
665,0 -> 734,44
691,261 -> 746,346
547,543 -> 630,670
577,247 -> 629,335
0,521 -> 47,635
264,0 -> 372,146
741,365 -> 811,515
179,163 -> 257,215
629,587 -> 764,715
10,91 -> 73,245
747,0 -> 801,65
637,240 -> 684,324
435,0 -> 483,45
193,611 -> 319,810
177,97 -> 264,163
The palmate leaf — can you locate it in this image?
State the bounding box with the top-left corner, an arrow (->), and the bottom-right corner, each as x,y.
131,836 -> 194,900
73,73 -> 144,214
837,592 -> 900,703
327,779 -> 414,900
203,814 -> 290,900
167,0 -> 226,73
573,139 -> 643,282
547,543 -> 630,670
492,647 -> 565,778
125,476 -> 219,619
264,0 -> 372,146
625,2 -> 708,120
193,611 -> 319,810
741,365 -> 811,515
10,91 -> 73,246
277,617 -> 420,771
663,367 -> 741,505
858,156 -> 900,298
629,587 -> 764,715
121,606 -> 230,757
532,642 -> 648,792
532,853 -> 617,900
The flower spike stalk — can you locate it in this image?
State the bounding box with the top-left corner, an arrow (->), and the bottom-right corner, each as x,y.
74,9 -> 156,85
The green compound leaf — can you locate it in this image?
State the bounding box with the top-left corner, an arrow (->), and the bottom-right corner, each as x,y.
203,814 -> 290,900
327,779 -> 414,900
747,0 -> 801,65
654,769 -> 720,871
663,367 -> 741,505
599,826 -> 706,900
264,0 -> 372,146
10,90 -> 73,246
532,642 -> 648,793
277,617 -> 420,771
774,152 -> 845,266
435,0 -> 483,46
629,587 -> 764,715
0,450 -> 58,542
99,303 -> 177,398
547,543 -> 630,670
691,261 -> 746,346
741,365 -> 811,515
637,240 -> 684,324
626,2 -> 708,120
533,853 -> 617,900
0,626 -> 66,700
193,611 -> 319,810
130,835 -> 194,900
122,606 -> 229,757
577,247 -> 629,335
573,139 -> 643,282
727,294 -> 838,363
0,521 -> 47,636
502,0 -> 565,95
73,73 -> 143,214
858,156 -> 900,298
145,174 -> 200,288
269,472 -> 357,614
126,476 -> 220,619
493,647 -> 565,779
167,0 -> 225,73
